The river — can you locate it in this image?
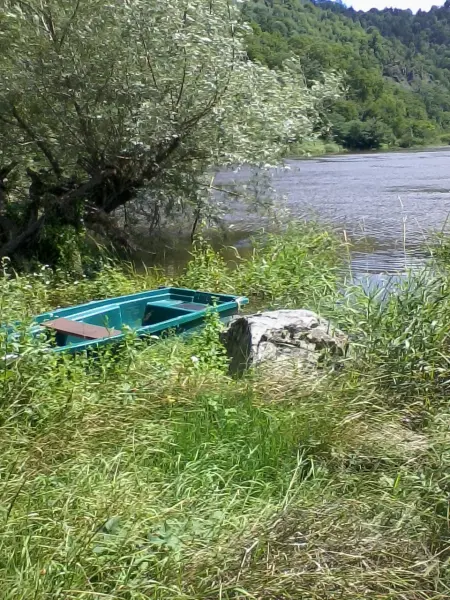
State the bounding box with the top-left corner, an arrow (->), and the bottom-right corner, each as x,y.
137,148 -> 450,277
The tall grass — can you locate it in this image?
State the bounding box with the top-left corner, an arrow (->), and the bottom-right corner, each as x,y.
182,225 -> 342,311
1,224 -> 450,598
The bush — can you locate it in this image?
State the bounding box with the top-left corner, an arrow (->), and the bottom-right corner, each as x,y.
287,139 -> 343,157
439,132 -> 450,145
324,141 -> 342,153
333,118 -> 395,150
335,270 -> 450,402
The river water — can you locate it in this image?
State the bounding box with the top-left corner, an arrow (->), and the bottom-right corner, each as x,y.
137,148 -> 450,277
213,148 -> 450,276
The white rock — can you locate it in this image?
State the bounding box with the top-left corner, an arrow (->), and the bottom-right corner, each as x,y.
222,309 -> 348,376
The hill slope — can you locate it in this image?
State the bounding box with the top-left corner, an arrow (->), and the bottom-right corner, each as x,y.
243,0 -> 450,150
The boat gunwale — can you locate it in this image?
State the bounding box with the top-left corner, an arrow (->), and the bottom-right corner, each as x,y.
2,287 -> 248,354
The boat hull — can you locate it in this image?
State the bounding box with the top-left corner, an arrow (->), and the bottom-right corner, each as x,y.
13,287 -> 248,354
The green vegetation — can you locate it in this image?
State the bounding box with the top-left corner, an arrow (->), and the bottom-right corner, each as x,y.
2,1 -> 450,593
2,226 -> 450,598
244,0 -> 450,151
287,139 -> 343,157
0,0 -> 337,266
4,0 -> 450,265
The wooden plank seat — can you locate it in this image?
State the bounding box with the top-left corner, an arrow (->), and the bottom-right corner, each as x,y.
41,317 -> 122,340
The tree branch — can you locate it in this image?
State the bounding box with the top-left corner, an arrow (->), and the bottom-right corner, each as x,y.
0,216 -> 44,259
58,0 -> 81,49
11,106 -> 62,177
41,8 -> 57,44
176,49 -> 188,108
140,34 -> 160,91
175,9 -> 188,108
72,99 -> 99,165
84,206 -> 136,252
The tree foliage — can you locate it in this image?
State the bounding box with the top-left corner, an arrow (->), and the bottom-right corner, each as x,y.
244,0 -> 450,151
0,0 -> 337,265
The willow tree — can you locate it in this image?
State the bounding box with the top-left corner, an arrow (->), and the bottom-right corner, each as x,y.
0,0 -> 338,264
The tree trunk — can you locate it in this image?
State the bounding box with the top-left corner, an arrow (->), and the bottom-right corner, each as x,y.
0,162 -> 19,246
0,135 -> 184,261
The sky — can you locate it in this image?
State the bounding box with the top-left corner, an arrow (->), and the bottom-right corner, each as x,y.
346,0 -> 444,12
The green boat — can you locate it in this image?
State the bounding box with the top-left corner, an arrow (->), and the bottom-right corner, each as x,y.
7,287 -> 248,354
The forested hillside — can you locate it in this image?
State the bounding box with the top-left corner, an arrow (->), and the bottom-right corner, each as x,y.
243,0 -> 450,150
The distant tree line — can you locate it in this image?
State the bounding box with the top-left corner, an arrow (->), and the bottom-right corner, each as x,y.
243,0 -> 450,150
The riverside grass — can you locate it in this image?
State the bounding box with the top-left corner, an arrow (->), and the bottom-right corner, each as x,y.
1,226 -> 450,599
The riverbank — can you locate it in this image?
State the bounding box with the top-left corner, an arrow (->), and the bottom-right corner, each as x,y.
287,139 -> 345,158
287,138 -> 450,159
2,225 -> 450,598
